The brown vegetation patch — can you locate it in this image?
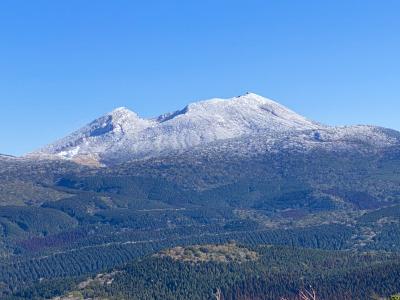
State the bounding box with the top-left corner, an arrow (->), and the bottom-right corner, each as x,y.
155,242 -> 259,263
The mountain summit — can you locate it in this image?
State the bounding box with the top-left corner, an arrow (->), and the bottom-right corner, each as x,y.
28,93 -> 398,165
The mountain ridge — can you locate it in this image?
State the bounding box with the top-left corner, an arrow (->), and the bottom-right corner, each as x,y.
27,93 -> 399,165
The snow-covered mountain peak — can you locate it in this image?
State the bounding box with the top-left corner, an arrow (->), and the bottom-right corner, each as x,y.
179,92 -> 318,130
107,106 -> 143,124
154,93 -> 290,123
184,92 -> 268,111
110,106 -> 136,116
83,106 -> 152,139
28,93 -> 398,165
28,93 -> 321,163
184,93 -> 282,114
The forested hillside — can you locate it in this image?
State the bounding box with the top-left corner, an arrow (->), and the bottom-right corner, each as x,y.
7,244 -> 400,300
1,145 -> 400,298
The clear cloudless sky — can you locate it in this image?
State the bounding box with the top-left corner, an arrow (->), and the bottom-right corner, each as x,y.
0,0 -> 399,155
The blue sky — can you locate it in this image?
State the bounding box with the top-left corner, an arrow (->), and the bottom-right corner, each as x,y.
1,0 -> 399,156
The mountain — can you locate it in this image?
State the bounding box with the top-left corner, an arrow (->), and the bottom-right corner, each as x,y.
2,93 -> 400,298
29,93 -> 318,164
30,92 -> 400,165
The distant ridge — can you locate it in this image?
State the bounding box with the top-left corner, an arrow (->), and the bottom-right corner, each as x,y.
0,154 -> 16,159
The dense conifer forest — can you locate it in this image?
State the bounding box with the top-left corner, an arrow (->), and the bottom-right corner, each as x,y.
1,148 -> 400,299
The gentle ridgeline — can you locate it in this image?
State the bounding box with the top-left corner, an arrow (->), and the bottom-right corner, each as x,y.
10,244 -> 400,299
